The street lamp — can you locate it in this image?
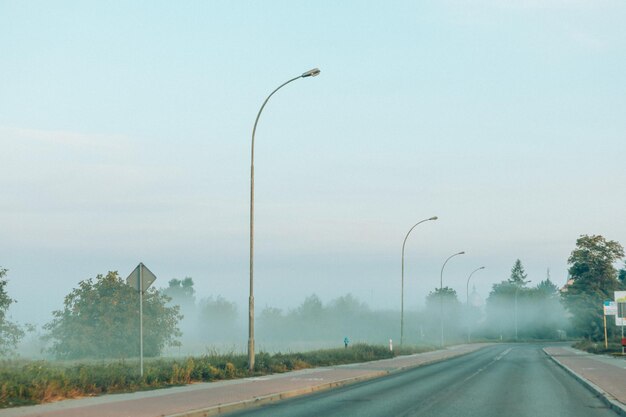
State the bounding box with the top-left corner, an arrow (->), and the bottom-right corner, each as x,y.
400,216 -> 437,346
514,280 -> 529,342
439,251 -> 465,347
465,266 -> 485,343
248,68 -> 320,373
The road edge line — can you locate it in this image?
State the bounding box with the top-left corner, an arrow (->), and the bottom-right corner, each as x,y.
542,348 -> 626,417
166,345 -> 491,417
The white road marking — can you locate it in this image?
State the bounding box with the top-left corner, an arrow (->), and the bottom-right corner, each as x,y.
462,348 -> 513,383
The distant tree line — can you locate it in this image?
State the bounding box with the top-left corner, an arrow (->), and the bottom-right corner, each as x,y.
1,233 -> 625,359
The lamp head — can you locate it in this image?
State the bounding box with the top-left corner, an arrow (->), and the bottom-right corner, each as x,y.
302,68 -> 321,78
458,251 -> 466,255
429,216 -> 438,221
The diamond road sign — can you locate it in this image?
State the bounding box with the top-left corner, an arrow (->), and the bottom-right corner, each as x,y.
126,263 -> 156,293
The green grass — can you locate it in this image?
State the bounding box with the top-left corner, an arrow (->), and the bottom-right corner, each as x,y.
0,343 -> 434,408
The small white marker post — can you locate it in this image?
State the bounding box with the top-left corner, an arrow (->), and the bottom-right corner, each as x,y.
126,263 -> 156,377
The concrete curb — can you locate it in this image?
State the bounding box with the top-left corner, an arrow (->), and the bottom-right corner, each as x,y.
166,346 -> 488,417
543,348 -> 626,417
165,371 -> 387,417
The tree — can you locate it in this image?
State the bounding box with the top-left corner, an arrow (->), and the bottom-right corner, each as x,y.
426,287 -> 459,305
618,262 -> 626,286
508,259 -> 529,286
44,271 -> 182,359
296,294 -> 324,319
561,235 -> 625,340
162,277 -> 196,339
424,287 -> 461,343
0,268 -> 24,355
197,295 -> 239,341
526,271 -> 567,339
483,261 -> 530,340
536,274 -> 559,297
162,277 -> 195,306
482,262 -> 569,340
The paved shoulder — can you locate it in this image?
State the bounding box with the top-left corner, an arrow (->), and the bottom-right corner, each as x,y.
544,345 -> 626,415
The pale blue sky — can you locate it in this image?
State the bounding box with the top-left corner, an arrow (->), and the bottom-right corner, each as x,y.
1,1 -> 625,325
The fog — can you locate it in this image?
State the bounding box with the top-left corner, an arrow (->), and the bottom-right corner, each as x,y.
154,277 -> 570,356
3,263 -> 576,361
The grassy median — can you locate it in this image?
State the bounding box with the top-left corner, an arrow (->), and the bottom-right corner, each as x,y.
0,343 -> 435,408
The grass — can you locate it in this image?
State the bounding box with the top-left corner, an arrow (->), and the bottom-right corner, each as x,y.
0,343 -> 434,408
572,339 -> 626,356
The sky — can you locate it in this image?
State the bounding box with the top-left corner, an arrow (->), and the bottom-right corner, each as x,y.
1,0 -> 625,327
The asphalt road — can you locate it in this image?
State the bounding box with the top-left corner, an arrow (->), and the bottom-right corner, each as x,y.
224,344 -> 617,417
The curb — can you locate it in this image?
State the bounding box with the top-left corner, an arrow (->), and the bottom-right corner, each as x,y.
165,371 -> 387,417
543,348 -> 626,416
166,346 -> 489,417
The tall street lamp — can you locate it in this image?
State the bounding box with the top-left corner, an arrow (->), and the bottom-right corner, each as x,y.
439,251 -> 465,347
248,68 -> 320,373
465,266 -> 485,343
400,216 -> 437,346
514,280 -> 529,342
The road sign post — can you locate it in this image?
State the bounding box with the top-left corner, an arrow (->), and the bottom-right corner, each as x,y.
603,300 -> 617,349
126,263 -> 157,377
614,292 -> 626,355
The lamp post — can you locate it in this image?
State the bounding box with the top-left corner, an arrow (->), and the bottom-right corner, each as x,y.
248,68 -> 320,373
514,281 -> 530,342
515,286 -> 519,341
439,251 -> 465,347
466,266 -> 485,343
400,216 -> 437,346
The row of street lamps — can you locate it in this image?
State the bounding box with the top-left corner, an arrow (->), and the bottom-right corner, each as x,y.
247,68 -> 488,372
400,220 -> 487,348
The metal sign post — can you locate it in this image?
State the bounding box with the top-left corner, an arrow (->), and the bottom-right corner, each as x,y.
126,263 -> 157,377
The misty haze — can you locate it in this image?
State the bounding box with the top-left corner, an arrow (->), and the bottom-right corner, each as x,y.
1,1 -> 626,417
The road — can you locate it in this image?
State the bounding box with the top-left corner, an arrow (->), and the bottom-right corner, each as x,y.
224,344 -> 617,417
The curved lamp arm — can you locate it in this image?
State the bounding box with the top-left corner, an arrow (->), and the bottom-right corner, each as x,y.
466,266 -> 485,305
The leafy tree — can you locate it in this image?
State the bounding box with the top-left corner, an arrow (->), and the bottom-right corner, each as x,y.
44,271 -> 182,359
426,287 -> 459,305
536,275 -> 559,297
424,287 -> 461,343
483,260 -> 530,340
197,295 -> 239,341
561,235 -> 624,340
297,294 -> 324,319
328,294 -> 369,316
529,273 -> 567,339
618,262 -> 626,286
162,277 -> 197,339
0,268 -> 24,355
162,277 -> 195,306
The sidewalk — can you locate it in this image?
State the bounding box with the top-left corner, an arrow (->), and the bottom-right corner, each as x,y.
0,344 -> 490,417
544,345 -> 626,416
